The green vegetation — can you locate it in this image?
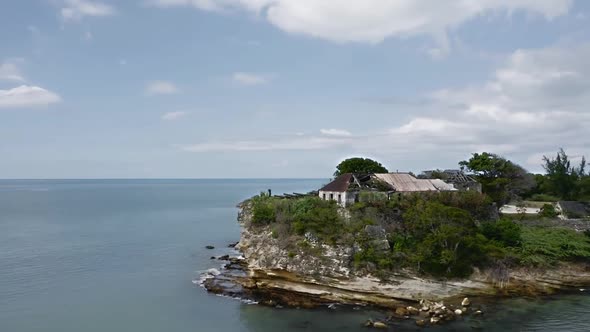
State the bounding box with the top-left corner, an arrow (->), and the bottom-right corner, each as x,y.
518,227 -> 590,266
333,157 -> 388,176
459,152 -> 534,205
246,149 -> 590,280
538,204 -> 559,219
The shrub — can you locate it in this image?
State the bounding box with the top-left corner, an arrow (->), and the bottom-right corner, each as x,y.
538,204 -> 559,219
250,195 -> 277,225
481,219 -> 522,247
519,226 -> 590,266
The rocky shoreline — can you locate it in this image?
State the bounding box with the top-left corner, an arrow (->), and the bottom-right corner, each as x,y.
202,242 -> 590,328
200,204 -> 590,328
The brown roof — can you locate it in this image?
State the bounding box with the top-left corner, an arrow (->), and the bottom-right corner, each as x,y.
319,173 -> 353,192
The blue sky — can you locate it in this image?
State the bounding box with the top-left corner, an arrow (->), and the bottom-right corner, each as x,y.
1,0 -> 589,178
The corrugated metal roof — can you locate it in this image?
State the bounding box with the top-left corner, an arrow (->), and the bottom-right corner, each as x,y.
373,173 -> 455,192
319,173 -> 353,192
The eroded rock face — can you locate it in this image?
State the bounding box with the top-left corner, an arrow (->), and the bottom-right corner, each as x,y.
207,203 -> 590,310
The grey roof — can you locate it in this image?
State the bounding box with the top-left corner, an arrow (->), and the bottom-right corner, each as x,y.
373,173 -> 456,192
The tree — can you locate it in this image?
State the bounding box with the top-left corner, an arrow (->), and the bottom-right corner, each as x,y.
542,148 -> 587,200
459,152 -> 533,205
334,157 -> 388,176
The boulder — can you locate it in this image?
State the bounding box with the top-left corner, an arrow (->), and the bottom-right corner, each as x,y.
454,309 -> 463,315
461,297 -> 471,307
205,245 -> 215,250
395,307 -> 409,316
373,321 -> 387,329
415,319 -> 427,327
407,306 -> 420,315
430,316 -> 441,324
474,310 -> 483,316
217,255 -> 230,261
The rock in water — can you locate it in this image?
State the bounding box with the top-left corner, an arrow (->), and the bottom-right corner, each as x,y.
395,306 -> 409,316
205,245 -> 215,250
373,321 -> 387,329
461,297 -> 471,306
454,309 -> 463,315
363,319 -> 374,327
407,306 -> 420,315
415,319 -> 427,327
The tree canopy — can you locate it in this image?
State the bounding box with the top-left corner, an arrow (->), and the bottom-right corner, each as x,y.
459,152 -> 533,205
334,157 -> 388,176
542,148 -> 587,200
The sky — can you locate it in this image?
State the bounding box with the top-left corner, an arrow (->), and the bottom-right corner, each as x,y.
1,0 -> 590,178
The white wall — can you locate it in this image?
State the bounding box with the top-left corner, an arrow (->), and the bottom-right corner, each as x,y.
318,190 -> 348,207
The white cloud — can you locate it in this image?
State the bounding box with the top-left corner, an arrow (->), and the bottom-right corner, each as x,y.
320,128 -> 352,137
0,62 -> 25,82
148,0 -> 572,52
0,85 -> 61,108
162,111 -> 188,120
232,72 -> 271,85
61,0 -> 116,21
183,135 -> 352,152
183,43 -> 590,172
145,81 -> 179,95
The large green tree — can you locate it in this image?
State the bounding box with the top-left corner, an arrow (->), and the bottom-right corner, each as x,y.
542,148 -> 587,200
459,152 -> 533,205
334,157 -> 388,176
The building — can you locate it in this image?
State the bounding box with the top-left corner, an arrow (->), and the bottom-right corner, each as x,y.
318,173 -> 356,207
318,172 -> 466,207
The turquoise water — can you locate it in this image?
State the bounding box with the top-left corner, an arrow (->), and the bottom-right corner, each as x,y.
1,179 -> 589,332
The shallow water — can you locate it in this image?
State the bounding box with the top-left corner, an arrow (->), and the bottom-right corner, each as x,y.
0,179 -> 588,332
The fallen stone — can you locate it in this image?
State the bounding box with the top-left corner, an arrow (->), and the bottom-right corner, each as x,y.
395,307 -> 409,316
407,306 -> 420,315
373,321 -> 387,329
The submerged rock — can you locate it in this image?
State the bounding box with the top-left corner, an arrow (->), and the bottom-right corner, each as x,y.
205,245 -> 215,250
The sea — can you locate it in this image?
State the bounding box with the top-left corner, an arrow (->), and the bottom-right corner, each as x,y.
1,179 -> 589,332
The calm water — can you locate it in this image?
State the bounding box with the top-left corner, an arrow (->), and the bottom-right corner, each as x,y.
1,179 -> 589,332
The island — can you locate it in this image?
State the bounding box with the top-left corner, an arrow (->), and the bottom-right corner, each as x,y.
203,151 -> 590,328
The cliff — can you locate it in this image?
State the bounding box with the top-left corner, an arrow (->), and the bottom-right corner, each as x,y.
203,202 -> 590,309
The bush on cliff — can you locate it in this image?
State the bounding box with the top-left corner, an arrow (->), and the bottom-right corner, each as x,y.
401,201 -> 487,277
518,227 -> 590,266
480,218 -> 522,247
